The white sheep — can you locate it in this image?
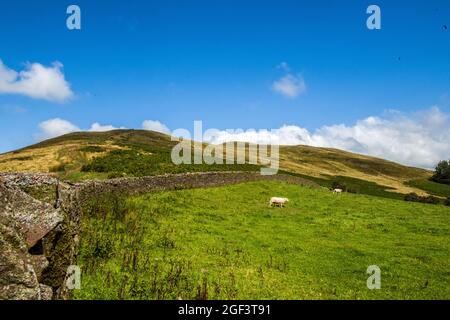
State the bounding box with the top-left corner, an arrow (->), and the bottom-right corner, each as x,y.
333,188 -> 343,194
269,197 -> 289,207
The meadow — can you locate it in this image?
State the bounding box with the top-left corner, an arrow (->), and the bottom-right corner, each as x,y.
74,181 -> 450,300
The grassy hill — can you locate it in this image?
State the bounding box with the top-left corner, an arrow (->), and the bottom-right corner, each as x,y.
0,129 -> 448,199
74,180 -> 450,299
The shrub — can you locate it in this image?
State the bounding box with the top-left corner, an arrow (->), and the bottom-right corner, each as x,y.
432,160 -> 450,185
405,193 -> 420,202
331,180 -> 347,192
107,172 -> 126,179
79,146 -> 106,153
346,187 -> 359,194
157,233 -> 176,249
92,238 -> 113,259
405,193 -> 441,205
421,196 -> 441,205
445,198 -> 450,206
49,163 -> 66,173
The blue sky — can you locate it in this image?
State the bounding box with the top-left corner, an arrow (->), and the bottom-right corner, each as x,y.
0,0 -> 450,168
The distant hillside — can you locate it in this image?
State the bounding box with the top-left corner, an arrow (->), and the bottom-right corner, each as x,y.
0,129 -> 448,199
279,145 -> 433,196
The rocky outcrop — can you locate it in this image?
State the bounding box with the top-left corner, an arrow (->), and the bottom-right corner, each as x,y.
0,174 -> 76,300
0,183 -> 62,248
0,214 -> 43,300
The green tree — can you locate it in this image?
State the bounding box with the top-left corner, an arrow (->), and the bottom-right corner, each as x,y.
432,160 -> 450,185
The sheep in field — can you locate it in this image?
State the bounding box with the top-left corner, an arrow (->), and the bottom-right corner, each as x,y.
333,188 -> 343,194
269,197 -> 289,207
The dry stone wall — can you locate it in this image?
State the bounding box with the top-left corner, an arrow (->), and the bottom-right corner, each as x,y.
76,171 -> 318,201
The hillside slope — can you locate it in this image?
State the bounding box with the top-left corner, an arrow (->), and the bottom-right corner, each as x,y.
279,145 -> 432,195
0,130 -> 445,197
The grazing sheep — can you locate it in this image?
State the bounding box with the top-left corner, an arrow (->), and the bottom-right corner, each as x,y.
333,188 -> 343,194
269,197 -> 289,207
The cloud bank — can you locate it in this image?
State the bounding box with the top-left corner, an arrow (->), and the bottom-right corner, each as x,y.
0,60 -> 73,102
36,120 -> 125,140
35,119 -> 170,141
203,107 -> 450,169
36,118 -> 80,141
142,120 -> 171,134
89,123 -> 125,132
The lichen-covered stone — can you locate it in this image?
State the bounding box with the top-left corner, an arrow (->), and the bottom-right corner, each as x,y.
39,284 -> 53,300
0,217 -> 40,300
0,174 -> 66,300
0,183 -> 63,248
29,255 -> 49,282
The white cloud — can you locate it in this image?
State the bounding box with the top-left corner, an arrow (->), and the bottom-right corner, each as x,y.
36,119 -> 124,140
0,60 -> 73,102
89,123 -> 125,132
36,118 -> 80,140
142,120 -> 171,134
272,73 -> 306,99
203,107 -> 450,169
36,118 -> 172,141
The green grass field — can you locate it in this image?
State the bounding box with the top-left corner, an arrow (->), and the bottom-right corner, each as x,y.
279,170 -> 406,200
74,181 -> 450,300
